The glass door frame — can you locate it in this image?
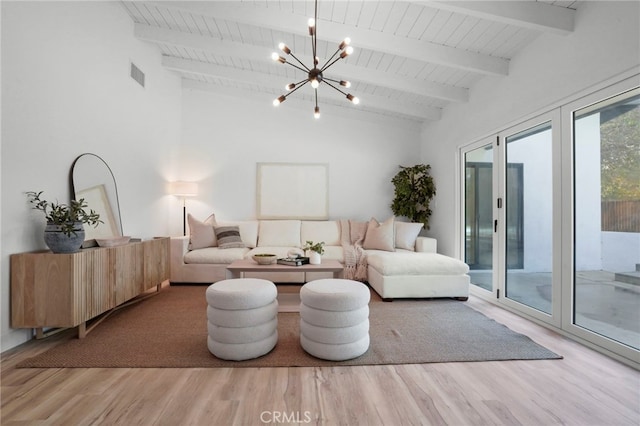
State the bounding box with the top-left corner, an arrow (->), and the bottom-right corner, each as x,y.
496,111 -> 563,328
460,136 -> 498,298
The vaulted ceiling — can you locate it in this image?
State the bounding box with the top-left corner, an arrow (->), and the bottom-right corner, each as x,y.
122,1 -> 578,125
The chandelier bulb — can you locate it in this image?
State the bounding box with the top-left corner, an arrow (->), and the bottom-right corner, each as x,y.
286,83 -> 296,91
278,43 -> 291,55
346,94 -> 360,105
272,53 -> 286,64
311,79 -> 320,89
314,106 -> 320,119
340,46 -> 354,59
339,38 -> 351,50
340,80 -> 351,88
273,95 -> 286,106
308,18 -> 315,36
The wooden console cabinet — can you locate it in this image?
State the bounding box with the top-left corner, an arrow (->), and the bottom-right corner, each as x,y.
11,237 -> 170,338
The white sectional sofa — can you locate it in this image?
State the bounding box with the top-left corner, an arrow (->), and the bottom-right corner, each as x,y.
170,215 -> 470,300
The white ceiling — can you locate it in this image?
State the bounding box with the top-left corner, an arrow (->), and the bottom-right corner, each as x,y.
122,0 -> 579,125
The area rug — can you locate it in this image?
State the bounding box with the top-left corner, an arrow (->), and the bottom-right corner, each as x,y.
17,285 -> 561,368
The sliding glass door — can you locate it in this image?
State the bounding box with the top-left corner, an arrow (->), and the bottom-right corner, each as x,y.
503,121 -> 554,316
463,112 -> 561,326
572,88 -> 640,351
462,75 -> 639,364
464,140 -> 494,292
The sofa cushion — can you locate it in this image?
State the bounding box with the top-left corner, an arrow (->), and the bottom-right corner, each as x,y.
362,217 -> 395,252
184,247 -> 248,264
395,222 -> 423,251
188,213 -> 217,249
301,221 -> 341,246
367,252 -> 469,275
321,246 -> 344,262
218,221 -> 259,248
214,226 -> 246,249
258,220 -> 301,247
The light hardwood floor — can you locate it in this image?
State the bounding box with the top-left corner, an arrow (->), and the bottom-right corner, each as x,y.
2,292 -> 638,425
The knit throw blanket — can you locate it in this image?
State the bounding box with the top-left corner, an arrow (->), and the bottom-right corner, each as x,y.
340,219 -> 368,281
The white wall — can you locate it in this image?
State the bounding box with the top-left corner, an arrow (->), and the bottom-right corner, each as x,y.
1,2 -> 182,350
421,1 -> 640,257
172,88 -> 421,233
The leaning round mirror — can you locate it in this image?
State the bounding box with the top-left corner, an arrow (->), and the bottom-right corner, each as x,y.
71,153 -> 123,244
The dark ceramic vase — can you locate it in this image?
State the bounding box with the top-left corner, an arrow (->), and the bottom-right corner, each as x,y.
44,222 -> 85,253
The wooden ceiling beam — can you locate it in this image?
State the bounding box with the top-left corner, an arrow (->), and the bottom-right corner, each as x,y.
182,79 -> 425,131
421,1 -> 575,36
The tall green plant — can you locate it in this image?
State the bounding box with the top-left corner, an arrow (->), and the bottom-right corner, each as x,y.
390,164 -> 436,229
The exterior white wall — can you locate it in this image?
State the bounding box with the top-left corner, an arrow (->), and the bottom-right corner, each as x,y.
574,114 -> 603,270
602,232 -> 640,273
421,1 -> 640,257
507,130 -> 553,273
1,2 -> 182,350
174,88 -> 422,231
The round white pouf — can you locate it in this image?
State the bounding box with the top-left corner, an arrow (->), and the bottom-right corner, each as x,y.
300,279 -> 370,361
206,278 -> 278,361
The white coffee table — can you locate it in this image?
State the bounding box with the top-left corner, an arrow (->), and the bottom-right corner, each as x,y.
227,259 -> 344,281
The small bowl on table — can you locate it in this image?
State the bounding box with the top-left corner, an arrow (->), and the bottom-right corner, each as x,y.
252,253 -> 277,265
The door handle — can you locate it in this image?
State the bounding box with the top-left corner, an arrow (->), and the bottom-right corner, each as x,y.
494,220 -> 498,233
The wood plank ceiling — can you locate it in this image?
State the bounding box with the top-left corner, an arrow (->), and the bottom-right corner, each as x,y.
122,1 -> 578,125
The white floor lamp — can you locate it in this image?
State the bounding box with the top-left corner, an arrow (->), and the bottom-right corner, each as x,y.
169,181 -> 198,236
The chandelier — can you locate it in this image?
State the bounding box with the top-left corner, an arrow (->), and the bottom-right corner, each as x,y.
271,0 -> 359,119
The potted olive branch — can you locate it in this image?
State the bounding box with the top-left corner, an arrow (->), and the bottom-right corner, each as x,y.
302,240 -> 325,265
26,191 -> 102,253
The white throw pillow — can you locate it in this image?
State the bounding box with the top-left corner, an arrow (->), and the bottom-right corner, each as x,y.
395,222 -> 423,251
188,213 -> 217,250
258,220 -> 302,247
362,217 -> 395,252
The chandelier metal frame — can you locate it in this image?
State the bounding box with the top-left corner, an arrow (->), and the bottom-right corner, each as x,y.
271,0 -> 359,119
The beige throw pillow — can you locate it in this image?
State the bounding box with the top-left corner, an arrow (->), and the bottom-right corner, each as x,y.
362,217 -> 395,252
349,220 -> 368,245
188,213 -> 217,250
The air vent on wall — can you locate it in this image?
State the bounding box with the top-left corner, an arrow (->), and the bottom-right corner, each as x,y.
130,62 -> 145,88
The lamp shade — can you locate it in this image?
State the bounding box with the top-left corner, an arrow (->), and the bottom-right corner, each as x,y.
169,181 -> 198,197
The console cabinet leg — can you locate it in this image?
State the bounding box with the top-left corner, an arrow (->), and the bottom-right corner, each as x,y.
78,322 -> 87,339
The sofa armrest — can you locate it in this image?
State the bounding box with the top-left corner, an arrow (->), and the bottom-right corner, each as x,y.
170,236 -> 190,270
415,237 -> 437,253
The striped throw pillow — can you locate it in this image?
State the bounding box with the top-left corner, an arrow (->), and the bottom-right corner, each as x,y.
214,226 -> 245,249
